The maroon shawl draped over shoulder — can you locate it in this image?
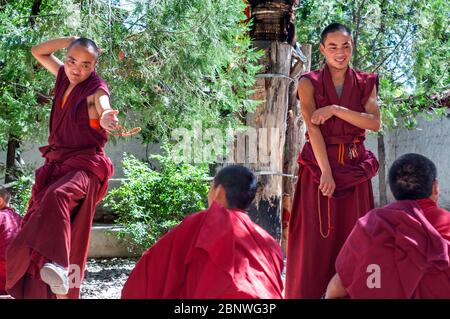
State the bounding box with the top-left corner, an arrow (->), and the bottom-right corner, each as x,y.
6,66 -> 114,299
336,199 -> 450,298
286,64 -> 379,298
121,202 -> 284,299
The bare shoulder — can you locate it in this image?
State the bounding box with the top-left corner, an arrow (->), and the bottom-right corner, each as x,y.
94,88 -> 109,98
298,76 -> 314,91
297,76 -> 315,102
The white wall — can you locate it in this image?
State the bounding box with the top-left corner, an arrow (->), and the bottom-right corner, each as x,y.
367,114 -> 450,210
0,137 -> 159,186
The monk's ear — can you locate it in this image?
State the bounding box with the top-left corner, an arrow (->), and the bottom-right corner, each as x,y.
0,197 -> 4,209
319,43 -> 326,55
216,184 -> 226,197
432,179 -> 439,198
213,184 -> 228,208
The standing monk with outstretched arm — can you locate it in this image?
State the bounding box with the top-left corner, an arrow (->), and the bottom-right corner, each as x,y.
285,23 -> 381,298
6,37 -> 119,299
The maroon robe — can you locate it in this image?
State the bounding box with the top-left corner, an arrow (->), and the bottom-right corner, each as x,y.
121,201 -> 284,299
336,198 -> 450,298
0,207 -> 22,294
285,64 -> 379,298
6,66 -> 114,299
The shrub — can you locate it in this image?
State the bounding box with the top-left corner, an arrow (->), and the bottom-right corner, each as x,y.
103,148 -> 210,253
9,175 -> 33,216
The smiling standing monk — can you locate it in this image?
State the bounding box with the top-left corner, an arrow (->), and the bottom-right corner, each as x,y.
285,23 -> 381,298
6,37 -> 119,299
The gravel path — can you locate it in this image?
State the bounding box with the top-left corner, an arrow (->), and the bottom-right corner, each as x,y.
81,258 -> 137,299
80,257 -> 286,299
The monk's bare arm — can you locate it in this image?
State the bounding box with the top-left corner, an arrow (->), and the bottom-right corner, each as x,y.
311,86 -> 381,132
298,78 -> 336,197
325,273 -> 348,299
31,37 -> 78,76
95,89 -> 119,131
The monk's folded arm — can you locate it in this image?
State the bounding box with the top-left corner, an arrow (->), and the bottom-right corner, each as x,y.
331,86 -> 381,132
298,78 -> 332,174
31,37 -> 77,76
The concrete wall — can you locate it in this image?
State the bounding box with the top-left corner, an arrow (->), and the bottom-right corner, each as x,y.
88,224 -> 140,258
366,114 -> 450,210
0,137 -> 159,183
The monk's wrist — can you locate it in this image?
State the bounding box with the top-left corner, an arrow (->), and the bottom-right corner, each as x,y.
65,36 -> 79,48
331,104 -> 341,116
100,109 -> 113,119
320,166 -> 332,175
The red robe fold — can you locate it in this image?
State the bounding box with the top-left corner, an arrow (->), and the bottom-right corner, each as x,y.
336,198 -> 450,298
0,207 -> 22,294
121,201 -> 284,299
6,66 -> 114,299
285,64 -> 379,298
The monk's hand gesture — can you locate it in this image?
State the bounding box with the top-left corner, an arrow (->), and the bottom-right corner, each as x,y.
319,169 -> 336,198
311,105 -> 336,125
100,109 -> 120,132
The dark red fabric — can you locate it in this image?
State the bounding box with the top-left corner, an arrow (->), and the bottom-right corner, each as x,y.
121,201 -> 284,299
0,261 -> 5,295
336,199 -> 450,298
6,66 -> 113,299
0,208 -> 22,261
417,198 -> 450,242
285,64 -> 379,298
0,207 -> 22,294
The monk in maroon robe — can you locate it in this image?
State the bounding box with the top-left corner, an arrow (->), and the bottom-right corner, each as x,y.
285,23 -> 381,298
0,187 -> 22,295
121,165 -> 284,299
6,37 -> 119,299
326,153 -> 450,299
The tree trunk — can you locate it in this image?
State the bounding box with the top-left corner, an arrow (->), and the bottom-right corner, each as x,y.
282,44 -> 311,204
375,0 -> 388,208
244,0 -> 299,241
5,136 -> 20,183
281,44 -> 311,254
246,41 -> 292,241
29,0 -> 42,26
377,134 -> 388,206
5,0 -> 42,183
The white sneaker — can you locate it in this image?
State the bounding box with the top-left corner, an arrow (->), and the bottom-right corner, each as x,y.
40,262 -> 69,295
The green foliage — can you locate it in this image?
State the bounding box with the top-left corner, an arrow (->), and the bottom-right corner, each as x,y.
9,175 -> 33,216
102,146 -> 210,252
0,0 -> 79,149
100,0 -> 262,143
412,0 -> 449,91
1,0 -> 262,152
